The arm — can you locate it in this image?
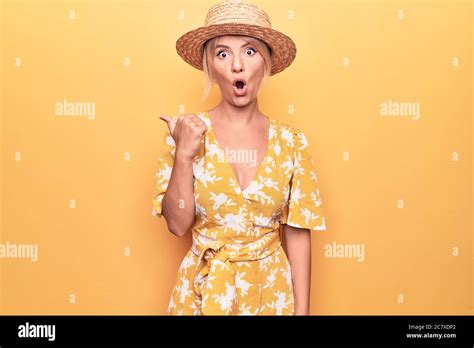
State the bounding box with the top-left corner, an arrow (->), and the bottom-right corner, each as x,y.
158,114 -> 207,237
161,153 -> 195,237
283,224 -> 312,315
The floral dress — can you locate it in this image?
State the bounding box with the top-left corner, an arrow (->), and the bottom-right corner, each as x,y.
152,111 -> 327,315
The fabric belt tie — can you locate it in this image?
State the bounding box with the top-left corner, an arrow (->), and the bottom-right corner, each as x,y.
192,231 -> 281,315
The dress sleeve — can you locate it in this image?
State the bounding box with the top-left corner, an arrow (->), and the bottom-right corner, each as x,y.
281,128 -> 327,231
151,124 -> 176,218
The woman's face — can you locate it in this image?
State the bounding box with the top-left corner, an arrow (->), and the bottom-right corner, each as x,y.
211,36 -> 266,107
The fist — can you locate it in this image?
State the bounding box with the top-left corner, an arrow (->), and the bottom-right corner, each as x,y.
159,114 -> 208,161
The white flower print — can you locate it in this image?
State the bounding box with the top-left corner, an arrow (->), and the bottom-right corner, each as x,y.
266,291 -> 292,315
260,176 -> 279,191
176,276 -> 193,304
156,163 -> 172,188
280,155 -> 294,176
212,282 -> 237,314
269,122 -> 277,140
280,126 -> 295,147
235,271 -> 252,297
300,207 -> 320,226
194,193 -> 207,218
253,213 -> 272,228
195,161 -> 223,188
189,298 -> 202,316
293,150 -> 306,177
245,180 -> 274,205
209,192 -> 236,211
289,185 -> 304,206
235,260 -> 252,268
311,190 -> 323,207
196,112 -> 211,125
281,264 -> 293,287
296,131 -> 309,150
263,268 -> 278,289
238,302 -> 254,315
273,141 -> 282,156
179,253 -> 196,274
228,177 -> 242,194
213,208 -> 247,235
193,157 -> 205,179
259,252 -> 275,273
206,142 -> 223,161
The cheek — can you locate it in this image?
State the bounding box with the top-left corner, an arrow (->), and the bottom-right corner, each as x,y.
249,74 -> 264,88
211,66 -> 228,83
212,59 -> 228,72
249,56 -> 265,69
248,62 -> 266,80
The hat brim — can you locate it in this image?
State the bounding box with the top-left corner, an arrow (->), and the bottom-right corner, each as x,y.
176,24 -> 297,76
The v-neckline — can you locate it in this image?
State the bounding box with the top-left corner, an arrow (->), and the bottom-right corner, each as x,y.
205,110 -> 273,194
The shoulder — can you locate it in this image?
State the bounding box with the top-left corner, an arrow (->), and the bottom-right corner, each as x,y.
272,119 -> 310,151
196,111 -> 212,127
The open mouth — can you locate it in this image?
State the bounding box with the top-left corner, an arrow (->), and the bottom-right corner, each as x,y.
232,79 -> 248,97
235,80 -> 245,89
232,79 -> 248,96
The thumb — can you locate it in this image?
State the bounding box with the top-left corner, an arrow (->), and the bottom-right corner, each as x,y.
159,115 -> 176,136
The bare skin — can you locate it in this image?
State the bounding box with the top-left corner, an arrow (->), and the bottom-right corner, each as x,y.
159,35 -> 312,315
284,224 -> 312,315
158,114 -> 207,237
207,107 -> 268,192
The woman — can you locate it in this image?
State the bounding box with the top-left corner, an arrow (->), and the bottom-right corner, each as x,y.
152,0 -> 327,315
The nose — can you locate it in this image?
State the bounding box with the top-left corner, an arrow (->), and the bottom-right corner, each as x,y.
232,57 -> 244,73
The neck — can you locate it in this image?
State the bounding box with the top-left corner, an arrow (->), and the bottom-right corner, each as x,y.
209,100 -> 263,126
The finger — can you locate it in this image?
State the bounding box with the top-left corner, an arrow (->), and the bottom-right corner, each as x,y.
190,121 -> 208,133
196,125 -> 208,137
189,115 -> 201,122
189,119 -> 205,128
159,115 -> 177,136
175,115 -> 192,137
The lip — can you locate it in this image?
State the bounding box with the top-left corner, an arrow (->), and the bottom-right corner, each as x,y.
232,78 -> 248,96
232,78 -> 247,86
232,83 -> 248,96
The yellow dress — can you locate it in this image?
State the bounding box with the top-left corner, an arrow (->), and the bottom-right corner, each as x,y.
152,111 -> 327,315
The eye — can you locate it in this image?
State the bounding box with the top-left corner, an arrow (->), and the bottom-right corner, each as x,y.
216,50 -> 228,59
245,48 -> 257,56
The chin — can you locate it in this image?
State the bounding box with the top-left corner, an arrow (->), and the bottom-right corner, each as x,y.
232,95 -> 255,106
233,100 -> 251,107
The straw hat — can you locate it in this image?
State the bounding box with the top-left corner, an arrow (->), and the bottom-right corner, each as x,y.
175,0 -> 297,76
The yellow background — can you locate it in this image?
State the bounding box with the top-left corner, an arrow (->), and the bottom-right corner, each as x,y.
0,0 -> 472,314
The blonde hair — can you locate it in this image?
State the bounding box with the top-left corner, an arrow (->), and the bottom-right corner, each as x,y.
200,35 -> 272,103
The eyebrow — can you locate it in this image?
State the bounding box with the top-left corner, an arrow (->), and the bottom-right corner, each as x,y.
214,42 -> 252,50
